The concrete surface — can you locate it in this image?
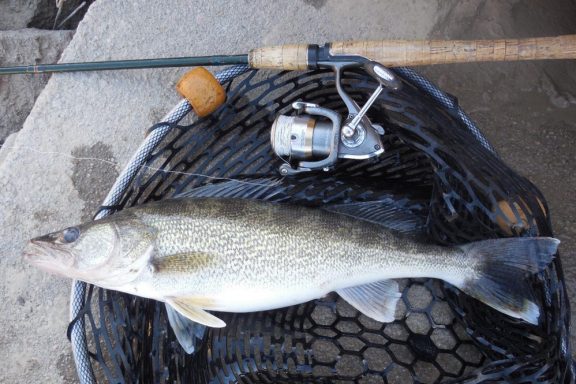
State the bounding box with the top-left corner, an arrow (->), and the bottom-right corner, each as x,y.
0,0 -> 91,30
0,0 -> 574,383
0,0 -> 42,30
0,29 -> 74,144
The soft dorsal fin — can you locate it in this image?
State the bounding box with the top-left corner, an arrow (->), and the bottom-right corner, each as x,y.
165,304 -> 207,354
323,199 -> 426,235
167,297 -> 226,328
336,280 -> 401,323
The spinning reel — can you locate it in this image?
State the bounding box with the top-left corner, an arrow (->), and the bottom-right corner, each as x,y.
270,58 -> 402,175
173,54 -> 402,176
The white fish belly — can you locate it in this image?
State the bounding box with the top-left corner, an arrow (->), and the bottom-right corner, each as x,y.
196,285 -> 329,312
183,265 -> 463,313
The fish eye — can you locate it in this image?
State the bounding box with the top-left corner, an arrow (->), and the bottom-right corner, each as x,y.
62,227 -> 80,243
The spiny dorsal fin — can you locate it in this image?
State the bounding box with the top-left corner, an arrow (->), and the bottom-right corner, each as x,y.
167,297 -> 226,328
165,304 -> 207,354
174,178 -> 285,200
336,280 -> 401,323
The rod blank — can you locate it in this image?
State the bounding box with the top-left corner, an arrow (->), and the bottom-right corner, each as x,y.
0,55 -> 248,75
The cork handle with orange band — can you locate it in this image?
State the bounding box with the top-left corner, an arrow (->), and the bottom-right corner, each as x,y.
248,35 -> 576,70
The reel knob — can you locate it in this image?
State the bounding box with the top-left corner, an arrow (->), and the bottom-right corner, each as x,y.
176,67 -> 226,117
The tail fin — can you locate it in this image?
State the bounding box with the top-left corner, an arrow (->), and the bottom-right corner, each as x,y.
457,237 -> 559,325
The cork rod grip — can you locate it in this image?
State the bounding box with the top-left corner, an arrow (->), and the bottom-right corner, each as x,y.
248,35 -> 576,70
330,35 -> 576,66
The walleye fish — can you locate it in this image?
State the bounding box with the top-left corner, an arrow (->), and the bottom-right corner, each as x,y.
23,198 -> 558,353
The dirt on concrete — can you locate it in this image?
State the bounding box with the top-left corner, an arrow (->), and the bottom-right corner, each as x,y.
71,142 -> 119,221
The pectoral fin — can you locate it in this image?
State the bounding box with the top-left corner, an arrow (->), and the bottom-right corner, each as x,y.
336,280 -> 401,323
167,297 -> 226,328
165,304 -> 207,354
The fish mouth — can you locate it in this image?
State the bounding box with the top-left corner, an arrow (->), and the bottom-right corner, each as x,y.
22,240 -> 47,262
22,238 -> 74,273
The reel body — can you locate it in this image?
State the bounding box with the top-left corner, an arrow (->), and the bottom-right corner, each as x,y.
271,59 -> 401,175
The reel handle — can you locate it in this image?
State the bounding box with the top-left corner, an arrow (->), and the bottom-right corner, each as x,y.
248,34 -> 576,70
176,67 -> 226,117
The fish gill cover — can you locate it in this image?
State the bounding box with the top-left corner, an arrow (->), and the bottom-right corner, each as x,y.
70,68 -> 573,383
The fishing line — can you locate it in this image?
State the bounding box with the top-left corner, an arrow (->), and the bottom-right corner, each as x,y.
0,144 -> 282,187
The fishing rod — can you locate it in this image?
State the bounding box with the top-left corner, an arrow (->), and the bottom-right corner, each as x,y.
3,34 -> 575,176
1,34 -> 575,75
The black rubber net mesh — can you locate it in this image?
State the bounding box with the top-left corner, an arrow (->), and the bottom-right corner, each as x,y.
73,68 -> 574,383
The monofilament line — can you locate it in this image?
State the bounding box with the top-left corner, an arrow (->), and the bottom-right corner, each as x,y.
0,145 -> 282,187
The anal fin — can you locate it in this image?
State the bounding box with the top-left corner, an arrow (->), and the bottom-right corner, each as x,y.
167,297 -> 226,328
165,304 -> 207,354
336,280 -> 401,323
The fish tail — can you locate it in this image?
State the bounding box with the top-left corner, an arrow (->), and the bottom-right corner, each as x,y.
456,237 -> 559,325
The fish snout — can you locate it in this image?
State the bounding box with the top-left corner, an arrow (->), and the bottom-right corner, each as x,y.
22,236 -> 72,269
31,232 -> 59,245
